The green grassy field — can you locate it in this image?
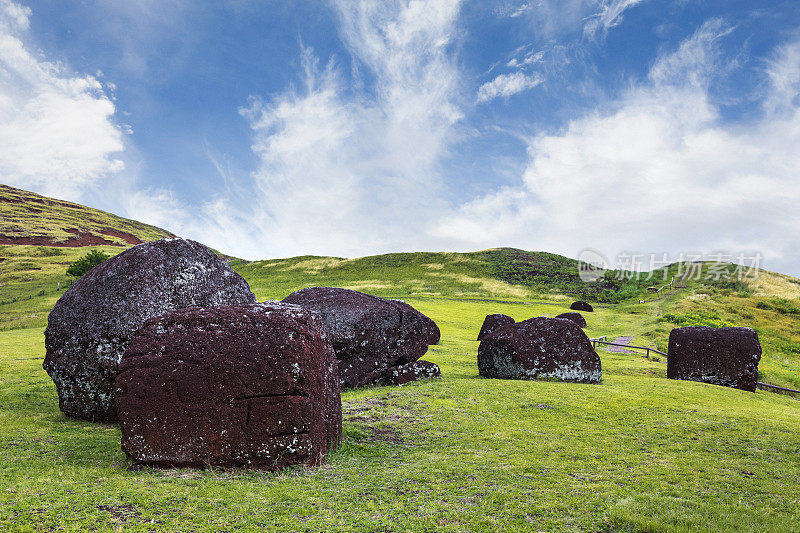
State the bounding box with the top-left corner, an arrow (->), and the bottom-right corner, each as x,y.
2,238 -> 800,531
2,297 -> 799,532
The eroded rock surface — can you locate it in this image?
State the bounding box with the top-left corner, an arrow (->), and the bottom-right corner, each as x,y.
283,287 -> 440,388
477,314 -> 515,340
570,301 -> 594,312
555,312 -> 587,328
667,326 -> 761,392
478,317 -> 601,382
43,238 -> 256,422
116,302 -> 342,470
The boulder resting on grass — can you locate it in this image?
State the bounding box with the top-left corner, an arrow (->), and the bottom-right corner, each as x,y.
570,301 -> 594,312
478,317 -> 601,382
667,326 -> 761,392
116,302 -> 342,470
283,287 -> 440,388
555,312 -> 587,328
382,360 -> 441,386
43,238 -> 256,422
477,314 -> 515,340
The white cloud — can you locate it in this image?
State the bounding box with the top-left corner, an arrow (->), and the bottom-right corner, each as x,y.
0,0 -> 125,199
583,0 -> 646,40
494,2 -> 534,19
0,0 -> 28,30
477,71 -> 543,103
434,21 -> 800,275
763,38 -> 800,114
506,49 -> 544,68
197,0 -> 465,259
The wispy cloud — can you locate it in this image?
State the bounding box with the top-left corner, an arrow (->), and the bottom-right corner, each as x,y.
494,2 -> 535,19
435,20 -> 800,274
0,0 -> 125,200
477,71 -> 543,103
507,49 -> 544,68
583,0 -> 646,41
185,0 -> 465,258
763,38 -> 800,114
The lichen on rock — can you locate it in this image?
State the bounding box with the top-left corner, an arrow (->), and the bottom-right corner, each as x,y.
43,238 -> 256,422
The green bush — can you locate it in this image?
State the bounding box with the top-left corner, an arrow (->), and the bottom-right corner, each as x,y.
659,311 -> 736,328
756,298 -> 800,315
66,249 -> 110,277
34,246 -> 64,257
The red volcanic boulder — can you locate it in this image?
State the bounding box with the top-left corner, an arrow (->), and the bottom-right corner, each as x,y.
667,327 -> 761,392
478,317 -> 601,383
43,238 -> 256,422
283,287 -> 440,388
382,360 -> 441,386
570,301 -> 594,312
116,302 -> 342,470
556,312 -> 587,328
477,314 -> 515,340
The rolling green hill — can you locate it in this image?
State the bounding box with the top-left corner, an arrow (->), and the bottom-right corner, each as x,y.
0,184 -> 174,247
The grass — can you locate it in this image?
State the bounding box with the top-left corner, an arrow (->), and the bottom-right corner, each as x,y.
0,245 -> 126,331
2,298 -> 800,531
0,185 -> 173,246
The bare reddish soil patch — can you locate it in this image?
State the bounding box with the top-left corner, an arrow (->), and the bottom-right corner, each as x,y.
0,233 -> 119,247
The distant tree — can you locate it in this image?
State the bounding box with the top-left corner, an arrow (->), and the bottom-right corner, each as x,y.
66,249 -> 110,277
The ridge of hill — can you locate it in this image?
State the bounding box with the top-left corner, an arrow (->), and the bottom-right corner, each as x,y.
0,184 -> 175,247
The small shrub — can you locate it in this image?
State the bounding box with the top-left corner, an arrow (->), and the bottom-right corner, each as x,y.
66,249 -> 110,277
35,246 -> 64,257
756,298 -> 800,316
659,311 -> 736,328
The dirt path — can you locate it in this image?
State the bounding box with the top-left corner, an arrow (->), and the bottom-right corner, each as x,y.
605,336 -> 635,353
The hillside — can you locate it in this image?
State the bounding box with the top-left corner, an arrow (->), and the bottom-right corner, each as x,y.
0,184 -> 174,246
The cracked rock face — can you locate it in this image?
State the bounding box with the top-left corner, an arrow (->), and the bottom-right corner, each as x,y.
43,238 -> 256,422
555,312 -> 587,328
478,317 -> 601,383
477,314 -> 515,340
570,301 -> 594,312
115,302 -> 342,470
667,326 -> 761,392
283,287 -> 441,389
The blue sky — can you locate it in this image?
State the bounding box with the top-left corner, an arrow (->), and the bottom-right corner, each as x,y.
2,1 -> 800,275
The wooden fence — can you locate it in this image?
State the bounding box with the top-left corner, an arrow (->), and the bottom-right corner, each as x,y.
756,382 -> 800,398
590,339 -> 667,358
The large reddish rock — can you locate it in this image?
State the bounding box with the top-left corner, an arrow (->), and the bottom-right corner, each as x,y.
478,317 -> 601,382
570,301 -> 594,312
477,314 -> 515,340
43,238 -> 256,422
556,312 -> 587,328
283,287 -> 440,388
116,302 -> 342,470
667,327 -> 761,392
